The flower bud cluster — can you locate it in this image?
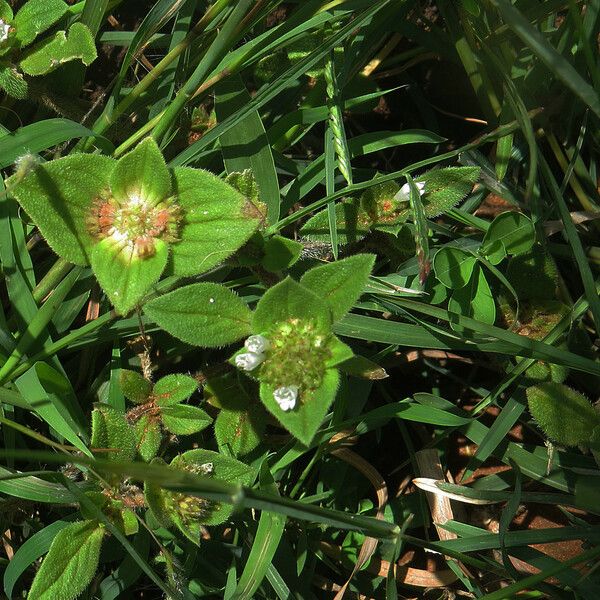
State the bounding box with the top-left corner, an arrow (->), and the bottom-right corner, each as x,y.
167,461 -> 215,525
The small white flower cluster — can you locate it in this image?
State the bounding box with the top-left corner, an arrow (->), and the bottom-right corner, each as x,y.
0,19 -> 10,43
234,335 -> 299,411
234,335 -> 270,372
394,180 -> 425,202
273,385 -> 298,411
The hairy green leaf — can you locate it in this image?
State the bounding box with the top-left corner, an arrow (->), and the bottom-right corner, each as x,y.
161,404 -> 212,435
253,277 -> 331,333
28,520 -> 104,600
526,382 -> 599,447
300,254 -> 375,322
13,0 -> 68,47
91,236 -> 168,315
120,369 -> 152,404
260,368 -> 339,446
145,282 -> 252,347
20,23 -> 97,75
110,137 -> 171,206
0,65 -> 27,98
168,167 -> 261,276
91,404 -> 136,462
8,154 -> 115,265
153,373 -> 198,406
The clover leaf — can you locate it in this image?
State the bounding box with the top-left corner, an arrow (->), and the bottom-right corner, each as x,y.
10,138 -> 261,314
121,370 -> 212,461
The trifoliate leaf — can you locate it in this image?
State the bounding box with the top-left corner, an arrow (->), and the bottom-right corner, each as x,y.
481,211 -> 535,257
433,246 -> 477,289
448,265 -> 496,328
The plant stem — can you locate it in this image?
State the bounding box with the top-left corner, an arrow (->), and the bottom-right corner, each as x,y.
9,452 -> 403,540
32,258 -> 74,304
0,267 -> 83,385
546,132 -> 599,212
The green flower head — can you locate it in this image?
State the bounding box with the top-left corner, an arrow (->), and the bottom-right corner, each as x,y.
9,138 -> 261,314
144,450 -> 254,545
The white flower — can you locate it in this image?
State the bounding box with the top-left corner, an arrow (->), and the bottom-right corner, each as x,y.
0,19 -> 10,43
394,180 -> 425,202
235,352 -> 265,371
273,385 -> 299,411
245,334 -> 270,354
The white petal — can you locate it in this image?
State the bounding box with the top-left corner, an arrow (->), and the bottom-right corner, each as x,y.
394,181 -> 425,202
235,352 -> 264,371
0,21 -> 10,43
245,334 -> 270,354
273,386 -> 299,411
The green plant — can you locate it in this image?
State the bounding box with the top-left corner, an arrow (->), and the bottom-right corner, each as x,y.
2,1 -> 600,599
0,0 -> 96,98
10,137 -> 261,314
